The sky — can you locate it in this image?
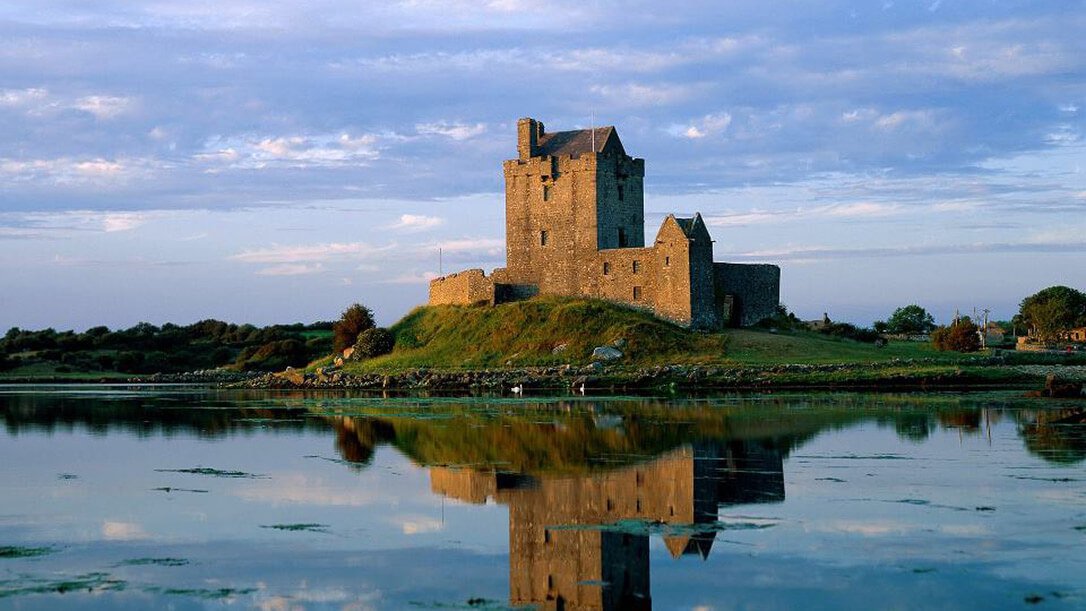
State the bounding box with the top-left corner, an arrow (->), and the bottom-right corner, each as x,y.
1,0 -> 1084,330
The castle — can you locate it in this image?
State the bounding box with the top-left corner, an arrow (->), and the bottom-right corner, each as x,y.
428,117 -> 780,328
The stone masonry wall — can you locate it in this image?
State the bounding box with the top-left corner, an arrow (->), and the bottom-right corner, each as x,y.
714,263 -> 781,327
427,268 -> 494,306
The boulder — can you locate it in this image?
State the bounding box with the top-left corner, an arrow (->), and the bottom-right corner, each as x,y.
592,346 -> 623,361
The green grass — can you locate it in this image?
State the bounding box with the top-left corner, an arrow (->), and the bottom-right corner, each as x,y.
326,296 -> 1002,375
345,297 -> 724,372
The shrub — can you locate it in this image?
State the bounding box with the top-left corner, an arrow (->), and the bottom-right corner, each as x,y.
755,304 -> 802,330
819,322 -> 881,343
352,328 -> 394,359
333,303 -> 376,353
932,319 -> 981,352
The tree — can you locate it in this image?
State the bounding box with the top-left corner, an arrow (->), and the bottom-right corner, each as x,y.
1018,286 -> 1086,343
351,328 -> 394,359
333,303 -> 376,353
882,305 -> 936,335
931,318 -> 981,352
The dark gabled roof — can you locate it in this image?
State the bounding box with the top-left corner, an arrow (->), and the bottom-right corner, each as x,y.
536,126 -> 616,158
672,216 -> 696,238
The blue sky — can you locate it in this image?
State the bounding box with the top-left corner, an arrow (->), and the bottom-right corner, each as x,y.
1,1 -> 1084,329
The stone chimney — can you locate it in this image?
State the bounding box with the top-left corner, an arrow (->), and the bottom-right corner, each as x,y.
517,117 -> 543,160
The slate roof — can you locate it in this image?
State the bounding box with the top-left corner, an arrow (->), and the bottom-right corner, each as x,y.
536,126 -> 616,158
672,216 -> 696,237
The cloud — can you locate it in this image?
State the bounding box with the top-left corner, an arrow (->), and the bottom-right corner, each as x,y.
415,121 -> 486,141
4,210 -> 162,234
389,214 -> 444,231
724,239 -> 1086,262
256,263 -> 326,276
0,87 -> 49,107
0,157 -> 153,186
396,515 -> 443,535
231,242 -> 387,264
197,132 -> 381,169
673,112 -> 733,139
382,271 -> 440,284
590,82 -> 694,108
72,95 -> 133,119
232,473 -> 394,506
430,237 -> 504,254
703,202 -> 900,227
102,521 -> 148,540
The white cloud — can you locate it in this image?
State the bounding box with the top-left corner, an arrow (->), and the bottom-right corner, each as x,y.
256,263 -> 326,276
232,242 -> 387,264
415,121 -> 486,141
389,214 -> 444,231
0,156 -> 151,185
73,95 -> 133,119
233,473 -> 394,506
673,112 -> 733,139
382,271 -> 440,285
430,237 -> 504,254
395,515 -> 443,535
0,87 -> 49,107
198,132 -> 381,169
102,520 -> 148,540
591,82 -> 694,108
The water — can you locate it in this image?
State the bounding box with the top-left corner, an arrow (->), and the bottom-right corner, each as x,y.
1,386 -> 1084,609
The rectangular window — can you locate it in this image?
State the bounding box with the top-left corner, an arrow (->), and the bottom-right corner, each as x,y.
632,260 -> 640,273
618,228 -> 627,247
603,261 -> 610,275
617,185 -> 624,201
542,184 -> 550,201
633,286 -> 642,300
540,230 -> 548,246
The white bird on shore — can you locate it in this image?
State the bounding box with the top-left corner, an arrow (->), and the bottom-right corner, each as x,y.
511,384 -> 523,394
577,383 -> 585,395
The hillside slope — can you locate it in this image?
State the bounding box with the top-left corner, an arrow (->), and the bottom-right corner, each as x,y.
341,296 -> 945,372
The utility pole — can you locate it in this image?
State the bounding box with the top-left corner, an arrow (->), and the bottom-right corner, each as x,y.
981,308 -> 991,349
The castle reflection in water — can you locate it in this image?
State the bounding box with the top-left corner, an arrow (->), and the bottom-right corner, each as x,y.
431,441 -> 785,611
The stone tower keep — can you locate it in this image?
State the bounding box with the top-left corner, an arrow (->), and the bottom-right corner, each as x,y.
428,117 -> 781,328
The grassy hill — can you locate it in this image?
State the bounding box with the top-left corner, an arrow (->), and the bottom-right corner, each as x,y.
338,296 -> 950,373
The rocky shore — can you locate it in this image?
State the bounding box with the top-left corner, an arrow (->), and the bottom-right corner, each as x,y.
225,358 -> 1047,392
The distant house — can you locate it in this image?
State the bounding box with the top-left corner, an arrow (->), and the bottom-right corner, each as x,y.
984,322 -> 1005,346
1070,327 -> 1086,343
805,313 -> 831,331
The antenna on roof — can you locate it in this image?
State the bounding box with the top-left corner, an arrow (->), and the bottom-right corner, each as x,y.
590,110 -> 595,152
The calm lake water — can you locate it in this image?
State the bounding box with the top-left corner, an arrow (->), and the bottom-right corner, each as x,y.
1,386 -> 1084,610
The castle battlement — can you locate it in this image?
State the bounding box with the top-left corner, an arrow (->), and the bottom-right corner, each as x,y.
428,117 -> 780,328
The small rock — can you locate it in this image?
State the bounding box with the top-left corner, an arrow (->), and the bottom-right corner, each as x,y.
592,346 -> 623,361
552,343 -> 568,354
612,338 -> 627,349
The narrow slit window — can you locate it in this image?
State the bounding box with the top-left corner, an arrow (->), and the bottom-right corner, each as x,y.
665,256 -> 670,267
633,286 -> 642,300
603,261 -> 610,275
618,228 -> 627,247
617,184 -> 624,201
542,184 -> 550,201
632,260 -> 640,274
540,230 -> 548,246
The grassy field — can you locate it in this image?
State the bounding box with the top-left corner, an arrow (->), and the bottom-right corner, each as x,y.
334,296 -> 1043,377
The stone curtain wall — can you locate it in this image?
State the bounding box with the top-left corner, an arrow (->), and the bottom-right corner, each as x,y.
427,269 -> 494,306
714,263 -> 781,327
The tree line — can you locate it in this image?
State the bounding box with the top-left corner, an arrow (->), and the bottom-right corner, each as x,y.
0,319 -> 333,375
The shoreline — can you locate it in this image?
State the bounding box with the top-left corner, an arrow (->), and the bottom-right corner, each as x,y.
4,363 -> 1084,394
